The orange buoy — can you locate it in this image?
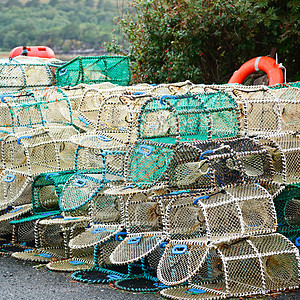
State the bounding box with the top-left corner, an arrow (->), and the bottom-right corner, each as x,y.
9,46 -> 55,59
228,56 -> 283,86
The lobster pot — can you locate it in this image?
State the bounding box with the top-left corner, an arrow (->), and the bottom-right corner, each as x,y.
138,91 -> 239,144
0,87 -> 73,134
0,170 -> 32,208
270,84 -> 300,132
161,184 -> 276,243
109,190 -> 169,265
31,170 -> 76,213
1,126 -> 78,174
159,234 -> 300,298
274,183 -> 300,247
193,234 -> 300,296
0,57 -> 57,92
127,136 -> 275,190
269,132 -> 300,184
56,56 -> 131,87
231,86 -> 281,136
60,84 -> 105,111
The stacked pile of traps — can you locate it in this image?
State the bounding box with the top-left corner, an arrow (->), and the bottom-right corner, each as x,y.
0,67 -> 298,300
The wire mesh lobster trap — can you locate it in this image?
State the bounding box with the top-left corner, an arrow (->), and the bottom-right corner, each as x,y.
137,91 -> 240,145
0,87 -> 73,135
155,183 -> 277,246
159,233 -> 300,299
273,183 -> 300,248
229,85 -> 300,136
56,56 -> 131,87
127,136 -> 275,190
0,57 -> 59,93
0,126 -> 79,208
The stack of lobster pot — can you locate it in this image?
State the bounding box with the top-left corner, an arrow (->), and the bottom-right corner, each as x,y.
103,85 -> 299,297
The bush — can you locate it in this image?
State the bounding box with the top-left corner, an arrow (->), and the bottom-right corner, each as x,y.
106,0 -> 300,84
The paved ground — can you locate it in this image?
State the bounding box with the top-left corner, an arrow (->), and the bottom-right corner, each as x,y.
1,254 -> 299,300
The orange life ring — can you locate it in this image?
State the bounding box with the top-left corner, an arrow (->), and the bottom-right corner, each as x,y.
228,56 -> 283,86
9,46 -> 55,59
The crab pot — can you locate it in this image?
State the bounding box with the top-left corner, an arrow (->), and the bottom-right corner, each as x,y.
37,215 -> 89,258
137,91 -> 240,145
72,87 -> 106,131
73,85 -> 155,131
231,86 -> 282,136
0,87 -> 73,132
0,57 -> 56,92
56,56 -> 131,87
159,234 -> 299,298
71,92 -> 155,176
159,183 -> 276,243
71,243 -> 146,284
6,170 -> 75,245
274,183 -> 300,247
1,126 -> 78,174
127,136 -> 275,190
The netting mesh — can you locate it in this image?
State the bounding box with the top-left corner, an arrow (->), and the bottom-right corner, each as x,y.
56,56 -> 131,87
0,204 -> 32,237
157,183 -> 276,243
159,234 -> 299,298
0,57 -> 57,92
31,170 -> 76,213
274,183 -> 300,248
229,85 -> 300,135
138,91 -> 239,144
269,132 -> 300,184
127,137 -> 275,190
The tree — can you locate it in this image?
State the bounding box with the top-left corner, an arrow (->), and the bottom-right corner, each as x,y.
107,0 -> 300,84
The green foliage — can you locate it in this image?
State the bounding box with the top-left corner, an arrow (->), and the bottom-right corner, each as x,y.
0,0 -> 121,52
107,0 -> 300,84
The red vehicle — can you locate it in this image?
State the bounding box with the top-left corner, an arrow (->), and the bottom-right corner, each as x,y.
9,46 -> 55,59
